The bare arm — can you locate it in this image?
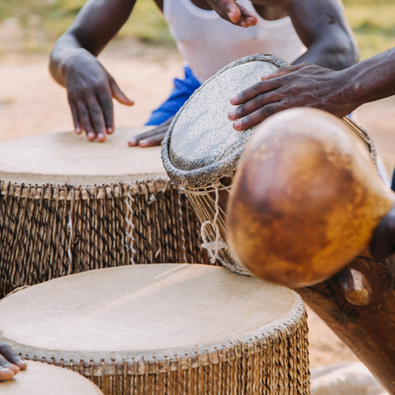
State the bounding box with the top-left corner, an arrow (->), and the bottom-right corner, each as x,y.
49,0 -> 136,142
229,47 -> 395,130
287,0 -> 358,70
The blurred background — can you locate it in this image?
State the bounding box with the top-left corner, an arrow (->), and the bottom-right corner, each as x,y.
0,0 -> 394,370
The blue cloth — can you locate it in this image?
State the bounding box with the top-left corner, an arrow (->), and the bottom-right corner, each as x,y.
145,65 -> 202,126
392,168 -> 395,192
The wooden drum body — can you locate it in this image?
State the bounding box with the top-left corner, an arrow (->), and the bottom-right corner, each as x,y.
0,361 -> 103,395
0,264 -> 310,395
0,128 -> 203,297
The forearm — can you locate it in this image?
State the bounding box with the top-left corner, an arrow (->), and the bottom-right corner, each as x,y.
344,47 -> 395,109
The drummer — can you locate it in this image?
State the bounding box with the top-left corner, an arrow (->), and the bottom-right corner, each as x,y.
0,342 -> 26,381
49,0 -> 357,145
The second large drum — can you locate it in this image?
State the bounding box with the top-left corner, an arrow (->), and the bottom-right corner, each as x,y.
0,128 -> 203,297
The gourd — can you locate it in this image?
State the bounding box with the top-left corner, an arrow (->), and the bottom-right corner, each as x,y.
227,108 -> 395,287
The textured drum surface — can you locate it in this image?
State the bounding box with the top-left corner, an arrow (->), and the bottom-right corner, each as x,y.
0,264 -> 310,395
162,55 -> 287,274
0,361 -> 103,395
0,128 -> 203,297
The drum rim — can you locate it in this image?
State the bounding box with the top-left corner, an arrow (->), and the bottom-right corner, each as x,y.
161,54 -> 288,188
0,264 -> 307,374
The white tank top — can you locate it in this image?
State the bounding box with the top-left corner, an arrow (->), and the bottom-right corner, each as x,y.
163,0 -> 306,81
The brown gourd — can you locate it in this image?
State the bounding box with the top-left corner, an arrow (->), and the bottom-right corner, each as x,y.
227,108 -> 395,288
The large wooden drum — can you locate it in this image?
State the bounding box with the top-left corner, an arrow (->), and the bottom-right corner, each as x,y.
0,264 -> 310,395
0,361 -> 103,394
0,128 -> 203,297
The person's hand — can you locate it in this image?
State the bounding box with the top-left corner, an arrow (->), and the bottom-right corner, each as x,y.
64,50 -> 134,142
0,342 -> 27,381
128,117 -> 173,147
228,63 -> 353,131
206,0 -> 257,27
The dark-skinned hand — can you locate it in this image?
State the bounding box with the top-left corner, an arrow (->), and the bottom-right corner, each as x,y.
228,63 -> 354,131
206,0 -> 257,27
0,342 -> 27,381
128,117 -> 173,147
64,50 -> 134,143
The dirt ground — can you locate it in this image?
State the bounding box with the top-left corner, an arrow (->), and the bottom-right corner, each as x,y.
1,43 -> 394,371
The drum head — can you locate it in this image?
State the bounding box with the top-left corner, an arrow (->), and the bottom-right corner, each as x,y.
0,264 -> 304,362
0,361 -> 103,394
0,127 -> 165,185
162,54 -> 287,187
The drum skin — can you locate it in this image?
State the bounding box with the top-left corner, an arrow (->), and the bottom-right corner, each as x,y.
0,264 -> 310,395
0,361 -> 103,395
0,128 -> 204,297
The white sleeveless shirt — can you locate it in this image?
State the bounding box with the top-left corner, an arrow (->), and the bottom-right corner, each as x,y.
163,0 -> 306,81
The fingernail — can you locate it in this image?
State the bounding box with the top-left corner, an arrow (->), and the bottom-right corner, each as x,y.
75,127 -> 82,135
139,139 -> 149,147
88,133 -> 95,140
228,110 -> 237,119
97,133 -> 106,142
128,138 -> 137,146
107,127 -> 114,134
16,359 -> 27,369
233,121 -> 242,130
241,22 -> 248,28
230,97 -> 238,104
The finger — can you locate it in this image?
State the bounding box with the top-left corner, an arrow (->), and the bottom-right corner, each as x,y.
76,100 -> 96,141
96,90 -> 114,135
207,0 -> 241,23
0,343 -> 26,370
86,98 -> 107,142
229,91 -> 283,121
230,79 -> 280,107
109,77 -> 134,106
128,127 -> 168,147
68,98 -> 82,135
232,102 -> 284,131
0,354 -> 19,380
138,130 -> 167,147
0,366 -> 15,381
128,117 -> 173,146
260,64 -> 306,82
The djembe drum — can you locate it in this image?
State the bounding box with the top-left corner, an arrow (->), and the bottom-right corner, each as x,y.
226,108 -> 395,394
0,128 -> 203,297
0,264 -> 310,395
1,361 -> 103,394
162,54 -> 287,274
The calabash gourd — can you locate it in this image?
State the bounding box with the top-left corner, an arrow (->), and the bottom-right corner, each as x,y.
226,108 -> 395,288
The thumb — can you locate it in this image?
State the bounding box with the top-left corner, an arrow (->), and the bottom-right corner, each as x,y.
109,76 -> 134,106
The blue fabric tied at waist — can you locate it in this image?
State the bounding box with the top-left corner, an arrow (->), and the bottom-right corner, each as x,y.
145,65 -> 202,126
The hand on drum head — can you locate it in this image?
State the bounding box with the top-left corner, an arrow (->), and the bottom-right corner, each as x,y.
0,342 -> 27,381
206,0 -> 257,27
65,50 -> 134,143
128,117 -> 173,147
228,63 -> 356,131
